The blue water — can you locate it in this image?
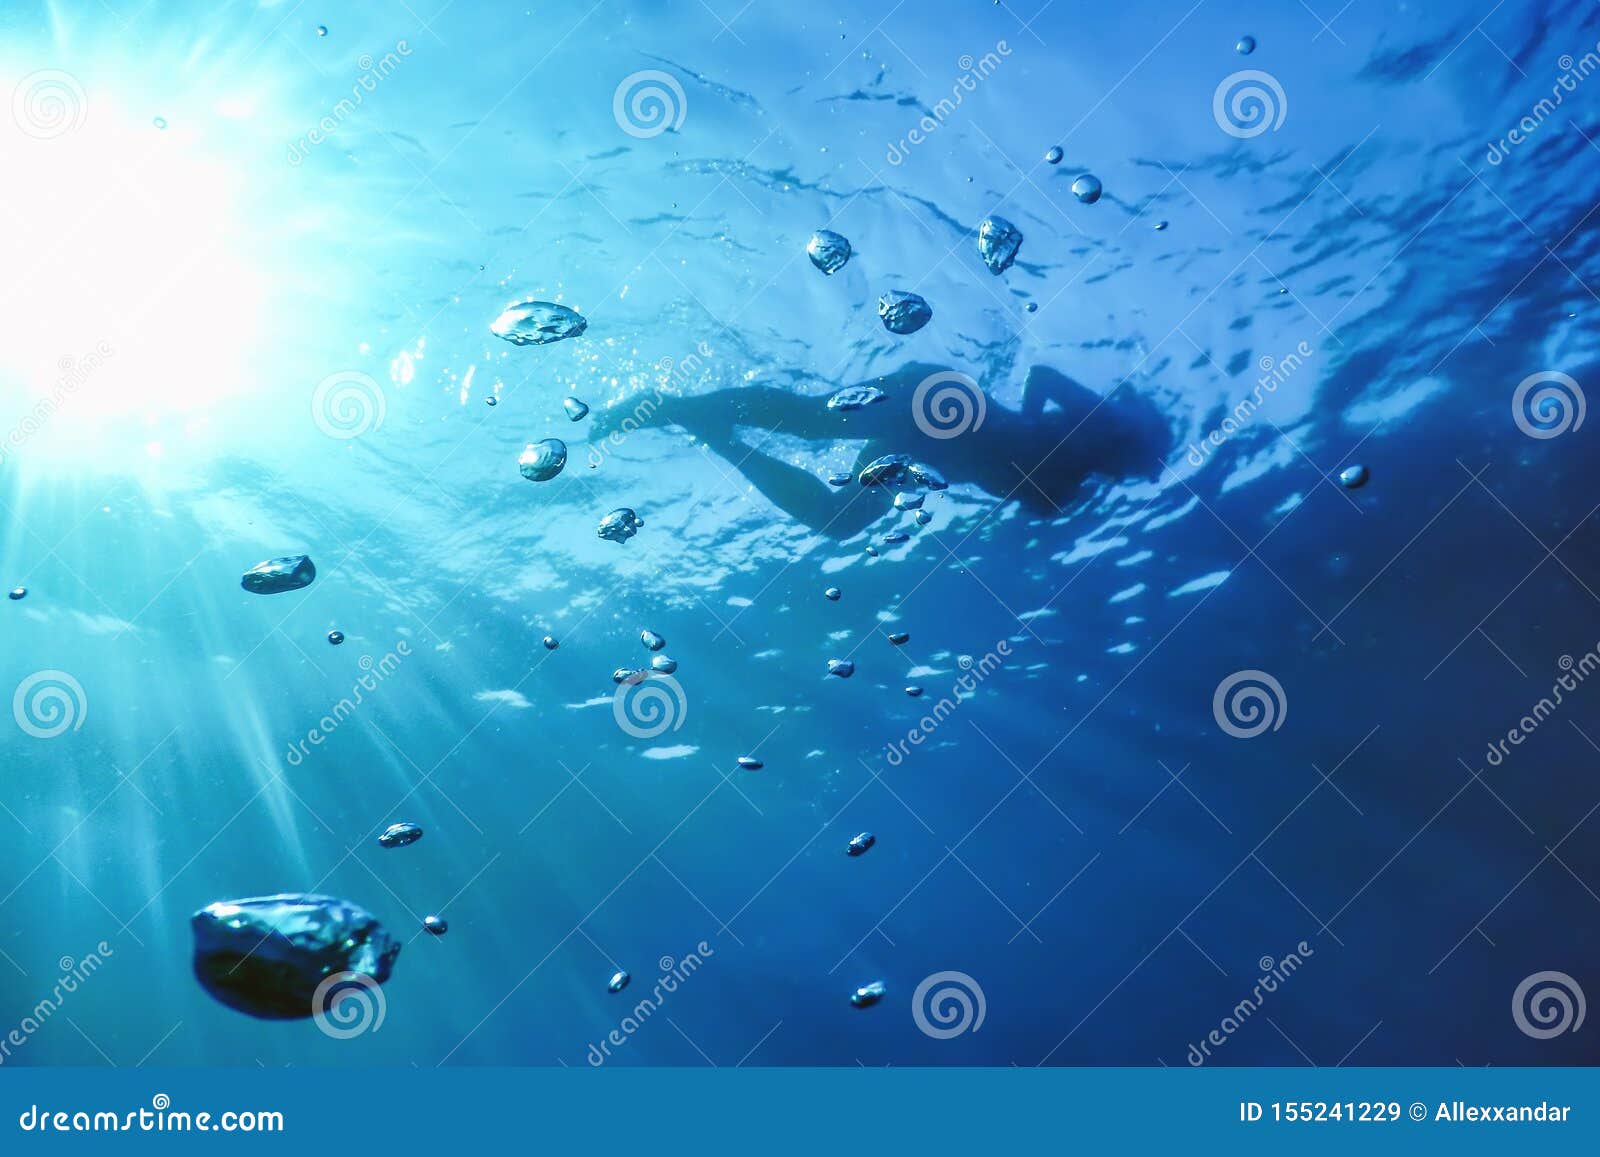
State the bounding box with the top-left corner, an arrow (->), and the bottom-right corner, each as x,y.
1,0 -> 1599,1068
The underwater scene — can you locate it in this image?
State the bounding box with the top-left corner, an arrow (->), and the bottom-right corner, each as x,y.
1,0 -> 1599,1069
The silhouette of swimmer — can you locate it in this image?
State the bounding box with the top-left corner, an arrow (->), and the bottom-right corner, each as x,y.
591,363 -> 1171,538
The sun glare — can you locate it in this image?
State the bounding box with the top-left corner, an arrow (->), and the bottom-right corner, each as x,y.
0,72 -> 270,464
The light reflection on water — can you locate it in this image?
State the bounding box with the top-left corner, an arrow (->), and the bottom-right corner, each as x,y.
0,0 -> 1598,1067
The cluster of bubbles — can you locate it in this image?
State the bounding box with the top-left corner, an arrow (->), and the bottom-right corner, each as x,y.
215,26 -> 1387,1021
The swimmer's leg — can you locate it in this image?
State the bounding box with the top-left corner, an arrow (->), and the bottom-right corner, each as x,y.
690,433 -> 885,539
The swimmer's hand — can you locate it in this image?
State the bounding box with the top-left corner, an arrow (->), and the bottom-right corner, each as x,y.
587,405 -> 624,441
